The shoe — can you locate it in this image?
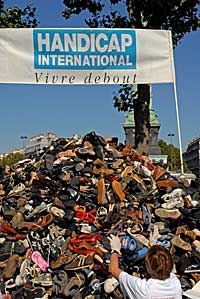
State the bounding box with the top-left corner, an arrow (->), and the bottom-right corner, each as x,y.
68,240 -> 104,257
121,166 -> 133,178
161,197 -> 184,209
52,270 -> 68,295
112,180 -> 126,201
127,246 -> 148,262
8,183 -> 25,197
157,180 -> 178,189
152,165 -> 166,181
36,213 -> 54,227
31,251 -> 49,271
15,258 -> 31,286
63,272 -> 85,297
32,273 -> 52,286
50,252 -> 78,269
104,277 -> 119,293
121,235 -> 137,251
64,253 -> 94,270
97,178 -> 107,204
155,208 -> 181,219
93,159 -> 114,176
156,240 -> 171,248
184,264 -> 200,273
2,254 -> 19,279
171,235 -> 192,251
142,203 -> 152,230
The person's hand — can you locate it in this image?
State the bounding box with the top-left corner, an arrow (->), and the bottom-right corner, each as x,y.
108,234 -> 121,254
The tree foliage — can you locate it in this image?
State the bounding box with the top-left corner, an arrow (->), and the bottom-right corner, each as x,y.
158,139 -> 189,172
62,0 -> 199,151
0,0 -> 38,28
0,152 -> 24,167
62,0 -> 199,46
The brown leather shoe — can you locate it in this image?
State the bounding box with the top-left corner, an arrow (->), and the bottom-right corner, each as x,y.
156,180 -> 178,189
54,196 -> 65,209
50,252 -> 78,269
112,180 -> 125,202
121,166 -> 133,178
93,159 -> 114,176
153,165 -> 166,181
121,144 -> 132,156
36,213 -> 54,227
97,178 -> 107,205
2,254 -> 19,279
64,254 -> 94,271
68,240 -> 104,257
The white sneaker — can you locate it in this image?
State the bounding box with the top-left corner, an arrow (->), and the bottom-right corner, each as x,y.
161,188 -> 184,202
104,277 -> 119,293
162,196 -> 184,209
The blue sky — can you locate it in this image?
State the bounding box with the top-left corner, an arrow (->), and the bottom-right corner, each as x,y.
1,0 -> 199,153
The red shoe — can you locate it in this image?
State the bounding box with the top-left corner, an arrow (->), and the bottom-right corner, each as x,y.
68,240 -> 104,257
71,233 -> 102,244
1,221 -> 16,234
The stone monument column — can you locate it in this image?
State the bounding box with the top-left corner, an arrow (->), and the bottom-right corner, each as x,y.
123,85 -> 161,155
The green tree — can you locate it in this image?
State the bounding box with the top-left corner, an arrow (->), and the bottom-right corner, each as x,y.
0,152 -> 25,167
62,0 -> 199,153
0,1 -> 37,165
158,139 -> 189,172
0,0 -> 38,28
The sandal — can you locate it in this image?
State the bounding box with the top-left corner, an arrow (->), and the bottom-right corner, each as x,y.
121,235 -> 137,252
68,240 -> 104,257
31,251 -> 49,271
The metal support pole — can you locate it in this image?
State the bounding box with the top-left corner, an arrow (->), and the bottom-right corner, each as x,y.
173,82 -> 184,174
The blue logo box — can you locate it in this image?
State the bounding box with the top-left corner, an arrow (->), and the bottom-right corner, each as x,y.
33,29 -> 136,70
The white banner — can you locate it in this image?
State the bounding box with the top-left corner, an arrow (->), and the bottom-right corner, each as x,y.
0,28 -> 175,85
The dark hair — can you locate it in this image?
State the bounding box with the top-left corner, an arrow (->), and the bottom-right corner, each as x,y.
145,245 -> 174,280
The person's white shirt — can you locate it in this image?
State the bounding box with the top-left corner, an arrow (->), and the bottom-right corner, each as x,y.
119,271 -> 182,299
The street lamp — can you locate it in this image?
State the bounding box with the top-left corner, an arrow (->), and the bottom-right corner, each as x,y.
168,133 -> 175,171
20,136 -> 28,149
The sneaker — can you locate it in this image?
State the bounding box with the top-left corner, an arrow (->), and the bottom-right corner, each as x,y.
64,254 -> 94,270
104,277 -> 119,293
161,197 -> 184,209
184,264 -> 200,273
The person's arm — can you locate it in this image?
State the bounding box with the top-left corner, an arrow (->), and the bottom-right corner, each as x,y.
108,235 -> 123,280
109,251 -> 122,280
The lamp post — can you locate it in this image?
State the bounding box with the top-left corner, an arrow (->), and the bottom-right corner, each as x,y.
168,133 -> 175,171
20,136 -> 28,149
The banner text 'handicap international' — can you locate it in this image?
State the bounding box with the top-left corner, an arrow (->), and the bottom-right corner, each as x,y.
0,28 -> 175,85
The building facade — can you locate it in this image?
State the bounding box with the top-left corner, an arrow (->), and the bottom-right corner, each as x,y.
183,137 -> 200,179
25,132 -> 58,156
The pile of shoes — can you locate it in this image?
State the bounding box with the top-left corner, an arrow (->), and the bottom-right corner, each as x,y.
0,131 -> 199,299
